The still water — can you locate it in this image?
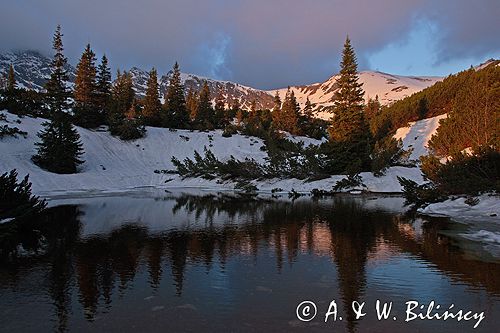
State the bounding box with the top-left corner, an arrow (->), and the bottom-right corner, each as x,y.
1,191 -> 499,332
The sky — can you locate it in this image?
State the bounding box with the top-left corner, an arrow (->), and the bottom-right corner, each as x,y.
0,0 -> 498,89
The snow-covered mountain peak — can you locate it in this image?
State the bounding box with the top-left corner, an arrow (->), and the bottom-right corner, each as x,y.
1,50 -> 445,115
269,70 -> 443,119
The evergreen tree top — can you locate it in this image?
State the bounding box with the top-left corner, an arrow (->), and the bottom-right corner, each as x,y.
273,90 -> 281,111
333,36 -> 364,110
97,54 -> 112,94
45,25 -> 70,114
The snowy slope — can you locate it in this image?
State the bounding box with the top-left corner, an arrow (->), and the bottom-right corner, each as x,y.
270,71 -> 442,120
394,114 -> 447,160
1,111 -> 423,196
0,111 -> 271,195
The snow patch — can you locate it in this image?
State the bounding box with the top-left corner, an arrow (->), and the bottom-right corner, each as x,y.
393,114 -> 447,160
418,195 -> 500,223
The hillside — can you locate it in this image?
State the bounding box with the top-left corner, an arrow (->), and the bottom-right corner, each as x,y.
371,59 -> 500,146
0,110 -> 449,196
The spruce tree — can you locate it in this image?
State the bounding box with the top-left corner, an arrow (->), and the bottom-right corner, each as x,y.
142,68 -> 162,126
276,88 -> 301,135
194,81 -> 214,129
327,36 -> 371,173
303,97 -> 313,119
109,70 -> 134,133
364,95 -> 380,122
7,64 -> 16,92
96,54 -> 112,121
231,98 -> 241,114
271,90 -> 282,128
33,25 -> 84,174
108,70 -> 144,140
5,64 -> 19,114
163,62 -> 189,128
186,86 -> 199,121
111,70 -> 134,115
73,44 -> 101,128
214,88 -> 227,128
236,109 -> 244,126
44,25 -> 70,115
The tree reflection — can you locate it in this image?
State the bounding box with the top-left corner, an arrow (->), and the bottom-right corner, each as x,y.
1,194 -> 499,332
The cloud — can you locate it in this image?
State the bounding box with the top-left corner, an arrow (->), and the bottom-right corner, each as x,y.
423,0 -> 500,64
0,0 -> 497,89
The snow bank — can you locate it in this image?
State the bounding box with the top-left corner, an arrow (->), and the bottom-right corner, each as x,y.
393,113 -> 447,160
0,112 -> 265,195
0,112 -> 426,196
255,166 -> 423,194
461,230 -> 500,244
418,195 -> 500,223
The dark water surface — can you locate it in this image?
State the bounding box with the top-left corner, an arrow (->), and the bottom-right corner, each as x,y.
1,191 -> 499,332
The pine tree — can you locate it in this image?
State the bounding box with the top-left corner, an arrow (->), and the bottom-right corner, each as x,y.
108,70 -> 144,140
327,36 -> 371,173
96,54 -> 112,121
33,26 -> 84,174
303,97 -> 313,119
109,70 -> 135,133
231,98 -> 241,114
250,100 -> 257,113
44,25 -> 70,115
271,90 -> 282,128
7,64 -> 16,92
5,64 -> 19,114
276,88 -> 301,135
246,100 -> 265,134
163,62 -> 189,128
32,116 -> 84,173
186,86 -> 199,121
111,70 -> 134,115
236,109 -> 244,126
364,95 -> 380,122
214,88 -> 227,128
194,81 -> 214,129
142,68 -> 162,126
73,44 -> 101,128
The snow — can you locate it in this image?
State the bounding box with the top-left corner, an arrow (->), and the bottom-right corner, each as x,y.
0,112 -> 267,196
2,111 -> 497,226
255,166 -> 423,194
418,195 -> 500,223
1,111 -> 426,197
281,132 -> 326,146
461,230 -> 500,244
269,71 -> 442,120
393,114 -> 447,160
0,217 -> 15,225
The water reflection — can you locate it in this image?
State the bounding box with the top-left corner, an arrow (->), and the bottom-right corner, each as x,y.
0,193 -> 499,332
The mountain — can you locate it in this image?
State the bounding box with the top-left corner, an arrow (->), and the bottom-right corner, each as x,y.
0,50 -> 76,90
271,71 -> 442,119
128,66 -> 275,110
0,51 -> 274,110
0,50 -> 442,116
